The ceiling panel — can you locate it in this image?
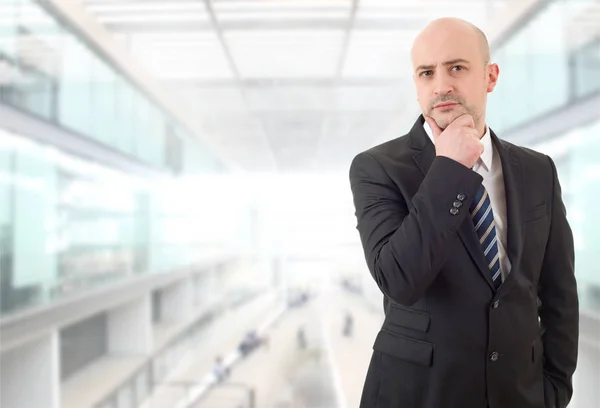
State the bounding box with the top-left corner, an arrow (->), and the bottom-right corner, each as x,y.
356,0 -> 502,32
213,0 -> 353,11
216,10 -> 351,21
128,32 -> 235,79
166,84 -> 248,112
244,86 -> 334,112
343,29 -> 415,78
86,1 -> 210,23
86,1 -> 207,13
80,0 -> 522,172
193,111 -> 277,171
225,30 -> 345,78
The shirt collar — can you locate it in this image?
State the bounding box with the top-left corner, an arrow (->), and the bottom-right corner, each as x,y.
423,120 -> 493,172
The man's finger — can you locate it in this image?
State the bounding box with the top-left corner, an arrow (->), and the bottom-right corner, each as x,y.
425,116 -> 443,138
450,113 -> 475,129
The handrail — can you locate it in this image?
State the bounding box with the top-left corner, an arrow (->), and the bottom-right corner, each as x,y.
175,303 -> 287,408
93,288 -> 268,408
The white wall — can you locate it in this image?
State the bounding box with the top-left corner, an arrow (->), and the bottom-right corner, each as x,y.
1,332 -> 59,408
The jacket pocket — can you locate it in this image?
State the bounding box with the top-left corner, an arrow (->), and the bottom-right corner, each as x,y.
373,329 -> 433,367
525,203 -> 547,223
387,303 -> 431,332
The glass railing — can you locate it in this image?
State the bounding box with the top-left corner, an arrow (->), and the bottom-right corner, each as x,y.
571,35 -> 600,100
487,0 -> 600,134
0,128 -> 244,316
0,0 -> 223,173
527,118 -> 600,313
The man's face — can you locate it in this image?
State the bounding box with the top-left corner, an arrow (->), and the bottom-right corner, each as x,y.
411,24 -> 498,130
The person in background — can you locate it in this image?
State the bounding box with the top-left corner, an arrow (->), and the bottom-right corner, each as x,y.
212,355 -> 229,382
297,325 -> 307,349
342,311 -> 354,337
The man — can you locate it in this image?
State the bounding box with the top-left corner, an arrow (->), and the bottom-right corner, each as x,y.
212,355 -> 229,382
349,18 -> 578,408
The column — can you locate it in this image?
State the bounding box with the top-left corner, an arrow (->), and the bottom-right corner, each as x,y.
160,278 -> 193,323
1,331 -> 60,408
108,294 -> 152,355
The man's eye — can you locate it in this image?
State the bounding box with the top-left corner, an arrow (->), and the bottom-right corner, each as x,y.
451,65 -> 464,71
420,70 -> 433,77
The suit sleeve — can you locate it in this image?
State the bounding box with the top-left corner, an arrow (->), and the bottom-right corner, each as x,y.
538,156 -> 579,408
349,152 -> 482,306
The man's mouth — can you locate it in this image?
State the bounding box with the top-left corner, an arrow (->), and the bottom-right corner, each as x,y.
434,102 -> 459,109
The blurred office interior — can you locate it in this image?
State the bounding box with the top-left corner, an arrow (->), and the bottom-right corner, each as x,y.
0,0 -> 599,407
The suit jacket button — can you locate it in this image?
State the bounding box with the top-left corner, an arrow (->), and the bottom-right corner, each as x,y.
490,352 -> 499,362
450,208 -> 459,215
457,193 -> 466,201
453,201 -> 463,208
492,300 -> 500,309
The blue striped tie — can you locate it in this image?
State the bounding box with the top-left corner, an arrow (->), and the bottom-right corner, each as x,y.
470,184 -> 502,290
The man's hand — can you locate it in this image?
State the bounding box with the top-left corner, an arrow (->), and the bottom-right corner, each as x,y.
425,114 -> 484,169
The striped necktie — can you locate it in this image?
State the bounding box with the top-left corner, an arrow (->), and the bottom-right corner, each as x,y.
470,184 -> 502,290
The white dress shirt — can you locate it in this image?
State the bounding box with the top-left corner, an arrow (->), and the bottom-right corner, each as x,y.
423,121 -> 512,281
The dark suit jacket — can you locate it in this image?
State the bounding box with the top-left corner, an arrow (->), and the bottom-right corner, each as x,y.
349,115 -> 579,408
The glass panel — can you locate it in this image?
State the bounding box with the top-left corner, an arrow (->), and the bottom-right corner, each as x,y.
1,0 -> 224,173
528,118 -> 600,311
0,129 -> 166,314
527,2 -> 569,116
12,141 -> 57,290
0,0 -> 17,58
489,0 -> 585,133
572,37 -> 600,99
136,97 -> 153,164
566,121 -> 600,309
114,75 -> 135,155
499,22 -> 532,128
90,55 -> 116,146
0,132 -> 11,230
151,106 -> 165,167
11,0 -> 61,120
0,134 -> 14,314
10,62 -> 54,119
58,35 -> 92,136
56,164 -> 138,296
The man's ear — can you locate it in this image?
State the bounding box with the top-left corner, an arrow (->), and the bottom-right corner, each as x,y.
487,63 -> 499,93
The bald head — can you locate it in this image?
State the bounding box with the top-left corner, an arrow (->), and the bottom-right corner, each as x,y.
412,18 -> 490,66
410,17 -> 500,136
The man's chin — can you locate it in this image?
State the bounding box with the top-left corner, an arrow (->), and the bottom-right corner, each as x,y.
428,115 -> 452,130
430,111 -> 465,129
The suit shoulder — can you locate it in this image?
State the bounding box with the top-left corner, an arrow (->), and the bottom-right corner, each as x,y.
500,140 -> 556,190
501,140 -> 551,168
350,133 -> 412,168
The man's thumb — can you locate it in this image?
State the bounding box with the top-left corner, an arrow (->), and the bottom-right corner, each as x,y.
425,116 -> 443,138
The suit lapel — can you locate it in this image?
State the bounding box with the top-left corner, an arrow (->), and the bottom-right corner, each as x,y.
492,131 -> 524,293
410,116 -> 495,291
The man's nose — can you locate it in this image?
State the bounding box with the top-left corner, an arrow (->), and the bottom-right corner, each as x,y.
434,72 -> 454,95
